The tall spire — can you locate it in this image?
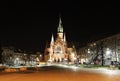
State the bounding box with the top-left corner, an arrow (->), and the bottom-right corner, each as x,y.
57,15 -> 63,33
50,33 -> 54,45
63,33 -> 66,42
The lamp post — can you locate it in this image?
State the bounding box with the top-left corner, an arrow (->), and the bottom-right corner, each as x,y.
100,41 -> 104,66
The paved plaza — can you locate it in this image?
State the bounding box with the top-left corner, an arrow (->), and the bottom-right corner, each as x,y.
0,65 -> 120,81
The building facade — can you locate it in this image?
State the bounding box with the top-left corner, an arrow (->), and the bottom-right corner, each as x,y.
44,17 -> 77,64
1,46 -> 38,66
78,33 -> 120,65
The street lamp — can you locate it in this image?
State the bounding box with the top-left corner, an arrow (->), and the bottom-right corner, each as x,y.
106,48 -> 112,65
106,48 -> 111,55
87,49 -> 90,54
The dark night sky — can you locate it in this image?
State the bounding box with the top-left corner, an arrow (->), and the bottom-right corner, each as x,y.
0,1 -> 120,53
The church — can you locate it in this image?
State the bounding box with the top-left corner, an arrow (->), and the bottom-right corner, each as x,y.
44,16 -> 77,64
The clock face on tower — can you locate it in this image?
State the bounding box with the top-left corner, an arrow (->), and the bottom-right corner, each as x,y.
58,33 -> 63,38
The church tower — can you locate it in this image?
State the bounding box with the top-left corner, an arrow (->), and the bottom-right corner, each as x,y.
57,16 -> 63,39
45,15 -> 77,63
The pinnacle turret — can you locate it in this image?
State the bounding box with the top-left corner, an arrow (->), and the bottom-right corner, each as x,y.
50,33 -> 54,45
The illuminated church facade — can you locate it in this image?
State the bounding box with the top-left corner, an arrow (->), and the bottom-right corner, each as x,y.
44,17 -> 77,64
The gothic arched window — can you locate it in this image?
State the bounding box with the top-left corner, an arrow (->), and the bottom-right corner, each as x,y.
56,46 -> 62,54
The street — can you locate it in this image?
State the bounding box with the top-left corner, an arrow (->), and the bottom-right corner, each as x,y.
0,65 -> 120,81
